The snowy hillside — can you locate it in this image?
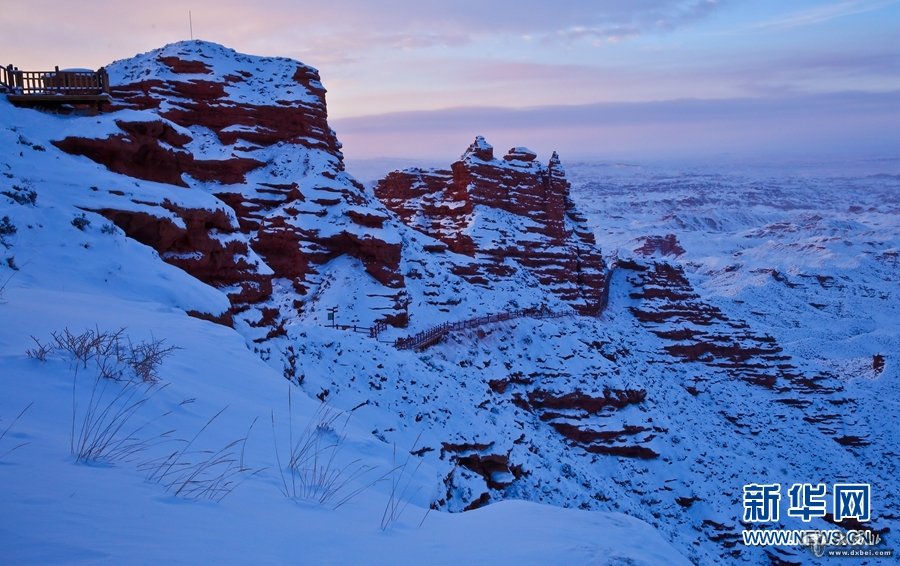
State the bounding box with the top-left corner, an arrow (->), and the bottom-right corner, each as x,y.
1,40 -> 897,565
0,41 -> 682,565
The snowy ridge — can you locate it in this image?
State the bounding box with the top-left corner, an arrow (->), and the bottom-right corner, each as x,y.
108,41 -> 326,106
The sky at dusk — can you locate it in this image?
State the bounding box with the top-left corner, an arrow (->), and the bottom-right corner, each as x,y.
2,1 -> 899,161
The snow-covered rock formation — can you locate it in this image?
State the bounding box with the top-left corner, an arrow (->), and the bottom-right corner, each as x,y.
1,40 -> 896,565
52,41 -> 409,346
376,136 -> 608,315
47,41 -> 611,367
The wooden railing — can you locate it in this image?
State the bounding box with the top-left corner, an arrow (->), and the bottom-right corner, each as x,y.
395,306 -> 575,351
369,321 -> 388,338
1,65 -> 110,97
323,264 -> 618,350
322,320 -> 390,339
395,265 -> 618,351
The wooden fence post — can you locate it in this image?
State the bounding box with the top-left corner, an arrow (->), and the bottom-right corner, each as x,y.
98,67 -> 110,94
9,65 -> 19,92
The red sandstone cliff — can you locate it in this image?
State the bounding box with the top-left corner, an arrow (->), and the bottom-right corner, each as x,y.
376,136 -> 608,314
50,41 -> 408,354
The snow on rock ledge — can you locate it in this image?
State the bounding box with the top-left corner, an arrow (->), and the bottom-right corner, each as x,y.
106,40 -> 340,152
376,137 -> 609,314
49,40 -> 409,350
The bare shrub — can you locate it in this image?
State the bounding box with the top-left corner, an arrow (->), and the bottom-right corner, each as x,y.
127,338 -> 179,383
2,185 -> 37,206
25,327 -> 180,464
25,336 -> 51,361
27,327 -> 178,383
0,216 -> 15,241
54,327 -> 121,370
272,392 -> 375,508
71,214 -> 91,231
140,409 -> 262,502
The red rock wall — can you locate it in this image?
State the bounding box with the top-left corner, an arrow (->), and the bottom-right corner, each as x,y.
110,56 -> 340,153
375,137 -> 608,314
53,119 -> 264,187
52,47 -> 407,337
92,203 -> 271,322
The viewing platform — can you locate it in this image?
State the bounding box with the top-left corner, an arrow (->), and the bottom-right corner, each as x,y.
1,64 -> 111,109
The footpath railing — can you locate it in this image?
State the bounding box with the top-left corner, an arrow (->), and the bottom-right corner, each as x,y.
395,307 -> 573,351
325,264 -> 617,351
394,264 -> 617,351
326,320 -> 389,339
1,65 -> 110,95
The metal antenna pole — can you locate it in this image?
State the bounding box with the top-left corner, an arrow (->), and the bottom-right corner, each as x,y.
189,11 -> 193,40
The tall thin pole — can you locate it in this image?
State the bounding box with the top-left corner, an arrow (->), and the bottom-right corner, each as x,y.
189,11 -> 193,40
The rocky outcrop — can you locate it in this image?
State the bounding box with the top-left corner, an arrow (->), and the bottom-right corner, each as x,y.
50,41 -> 408,345
54,119 -> 264,186
517,387 -> 658,459
91,202 -> 269,317
635,234 -> 685,257
108,44 -> 340,153
375,136 -> 608,314
438,439 -> 526,511
376,168 -> 475,255
624,259 -> 861,446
